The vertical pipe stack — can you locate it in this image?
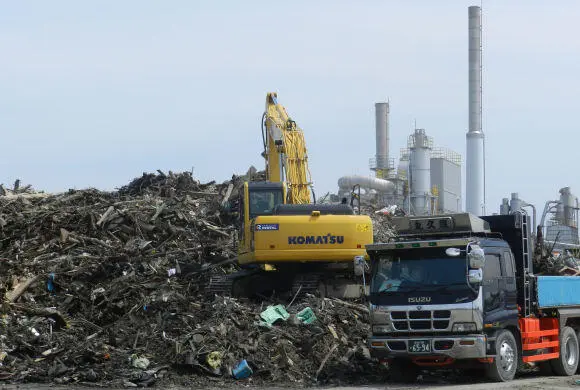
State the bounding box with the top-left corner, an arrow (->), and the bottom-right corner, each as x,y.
410,129 -> 432,215
375,102 -> 389,178
466,5 -> 485,215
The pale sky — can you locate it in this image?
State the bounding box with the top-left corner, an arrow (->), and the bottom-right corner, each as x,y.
1,1 -> 579,215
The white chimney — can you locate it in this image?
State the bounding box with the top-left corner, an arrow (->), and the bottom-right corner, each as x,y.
466,5 -> 485,215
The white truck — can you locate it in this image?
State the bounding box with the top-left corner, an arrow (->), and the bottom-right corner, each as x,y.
367,212 -> 580,382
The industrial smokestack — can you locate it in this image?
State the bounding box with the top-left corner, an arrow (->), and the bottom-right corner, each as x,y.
409,128 -> 432,215
375,102 -> 389,175
466,5 -> 485,215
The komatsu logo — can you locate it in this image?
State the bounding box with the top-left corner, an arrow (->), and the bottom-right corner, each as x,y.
255,224 -> 279,231
288,234 -> 344,245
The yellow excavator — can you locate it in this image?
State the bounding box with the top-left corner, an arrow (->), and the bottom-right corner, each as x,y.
210,93 -> 373,297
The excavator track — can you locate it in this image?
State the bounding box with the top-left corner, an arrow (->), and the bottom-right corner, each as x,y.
207,269 -> 364,299
206,269 -> 260,296
291,273 -> 322,296
207,274 -> 237,295
207,268 -> 322,298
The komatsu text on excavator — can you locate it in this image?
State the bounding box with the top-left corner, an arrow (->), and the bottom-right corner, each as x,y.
209,93 -> 373,297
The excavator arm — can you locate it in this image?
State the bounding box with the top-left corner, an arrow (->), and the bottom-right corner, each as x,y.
262,92 -> 313,204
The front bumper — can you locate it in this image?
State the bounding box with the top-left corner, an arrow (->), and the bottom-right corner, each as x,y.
370,334 -> 488,360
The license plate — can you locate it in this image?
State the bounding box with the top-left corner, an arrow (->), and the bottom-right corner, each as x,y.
408,340 -> 431,353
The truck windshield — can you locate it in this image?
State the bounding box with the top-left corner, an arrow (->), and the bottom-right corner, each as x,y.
370,247 -> 476,305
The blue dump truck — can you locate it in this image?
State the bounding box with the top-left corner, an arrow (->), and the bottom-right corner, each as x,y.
367,212 -> 580,382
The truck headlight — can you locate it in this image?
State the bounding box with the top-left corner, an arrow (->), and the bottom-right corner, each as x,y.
372,324 -> 392,334
452,322 -> 477,332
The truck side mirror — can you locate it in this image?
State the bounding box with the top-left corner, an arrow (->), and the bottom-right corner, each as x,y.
468,269 -> 483,284
468,245 -> 485,269
353,256 -> 367,276
445,248 -> 461,257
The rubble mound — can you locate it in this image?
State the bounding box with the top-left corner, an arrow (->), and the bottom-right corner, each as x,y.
0,171 -> 388,387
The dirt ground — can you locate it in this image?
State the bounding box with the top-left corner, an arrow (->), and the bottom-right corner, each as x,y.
2,374 -> 580,390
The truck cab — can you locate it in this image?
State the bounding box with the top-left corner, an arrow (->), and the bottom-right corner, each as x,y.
367,213 -> 580,382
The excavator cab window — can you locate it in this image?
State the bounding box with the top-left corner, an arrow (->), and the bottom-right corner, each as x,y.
249,189 -> 283,218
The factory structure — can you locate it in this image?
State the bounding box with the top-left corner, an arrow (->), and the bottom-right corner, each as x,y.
336,4 -> 580,253
499,189 -> 580,248
337,102 -> 462,216
338,5 -> 484,217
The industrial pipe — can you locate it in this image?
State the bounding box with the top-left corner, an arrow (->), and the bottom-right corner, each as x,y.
521,202 -> 537,238
540,201 -> 560,232
337,175 -> 395,193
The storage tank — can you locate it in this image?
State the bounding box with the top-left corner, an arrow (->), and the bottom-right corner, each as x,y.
558,187 -> 577,227
510,193 -> 523,213
544,187 -> 579,245
500,198 -> 510,215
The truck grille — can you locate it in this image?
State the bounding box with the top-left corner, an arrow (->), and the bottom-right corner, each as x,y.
390,310 -> 451,331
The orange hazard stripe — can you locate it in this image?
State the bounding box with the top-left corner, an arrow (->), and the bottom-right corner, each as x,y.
523,352 -> 560,363
521,329 -> 559,338
522,341 -> 559,351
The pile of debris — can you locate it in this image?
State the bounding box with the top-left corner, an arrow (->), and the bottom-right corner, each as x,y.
0,171 -> 386,387
534,248 -> 580,276
360,205 -> 398,244
533,231 -> 580,276
0,180 -> 45,198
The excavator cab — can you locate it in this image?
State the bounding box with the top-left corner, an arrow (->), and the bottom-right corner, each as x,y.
237,182 -> 286,253
248,184 -> 284,218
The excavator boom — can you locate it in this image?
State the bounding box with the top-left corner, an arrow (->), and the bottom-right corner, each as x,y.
263,92 -> 313,204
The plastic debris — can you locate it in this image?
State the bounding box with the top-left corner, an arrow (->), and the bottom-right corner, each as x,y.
260,304 -> 290,326
328,324 -> 339,339
206,351 -> 222,369
296,307 -> 317,324
232,359 -> 253,379
90,287 -> 106,301
47,273 -> 56,292
130,355 -> 151,370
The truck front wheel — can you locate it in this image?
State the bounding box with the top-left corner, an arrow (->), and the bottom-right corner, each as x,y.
577,329 -> 580,374
551,326 -> 579,376
486,330 -> 518,382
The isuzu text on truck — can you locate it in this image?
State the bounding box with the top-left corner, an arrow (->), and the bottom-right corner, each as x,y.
367,212 -> 580,382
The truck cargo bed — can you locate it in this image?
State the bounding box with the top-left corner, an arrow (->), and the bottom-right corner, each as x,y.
537,276 -> 580,308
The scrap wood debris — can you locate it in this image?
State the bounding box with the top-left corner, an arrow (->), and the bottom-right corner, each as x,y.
0,171 -> 389,387
533,229 -> 580,276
